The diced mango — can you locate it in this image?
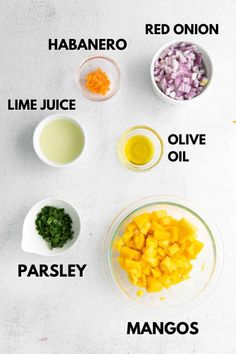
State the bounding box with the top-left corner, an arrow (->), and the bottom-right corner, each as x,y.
143,246 -> 157,258
134,233 -> 145,250
167,226 -> 179,242
141,260 -> 151,276
151,267 -> 162,278
133,213 -> 150,229
150,220 -> 160,232
136,274 -> 147,287
150,212 -> 158,221
171,271 -> 182,284
168,243 -> 180,256
178,218 -> 197,240
114,210 -> 203,295
159,274 -> 172,288
147,276 -> 164,292
120,246 -> 141,260
160,256 -> 177,273
158,240 -> 170,248
172,255 -> 187,268
115,237 -> 124,252
193,240 -> 204,255
154,225 -> 170,241
142,255 -> 159,268
129,272 -> 139,285
124,258 -> 141,272
140,222 -> 151,235
154,210 -> 167,219
157,247 -> 166,258
123,231 -> 134,245
126,222 -> 138,232
159,217 -> 171,226
146,236 -> 158,248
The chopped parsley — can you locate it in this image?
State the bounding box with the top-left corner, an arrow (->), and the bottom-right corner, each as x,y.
35,206 -> 74,249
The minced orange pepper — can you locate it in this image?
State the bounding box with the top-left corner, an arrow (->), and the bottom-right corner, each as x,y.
85,68 -> 110,95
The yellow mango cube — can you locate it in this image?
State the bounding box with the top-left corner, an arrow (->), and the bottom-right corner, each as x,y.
154,225 -> 170,241
120,246 -> 141,260
141,260 -> 151,275
140,222 -> 151,235
154,210 -> 167,219
134,233 -> 145,250
146,236 -> 158,248
150,220 -> 160,232
129,272 -> 139,285
159,274 -> 172,288
136,274 -> 147,287
178,218 -> 197,241
158,240 -> 170,248
142,254 -> 159,268
167,226 -> 179,242
160,256 -> 177,273
157,247 -> 166,258
193,240 -> 204,256
147,276 -> 164,292
124,259 -> 141,271
143,246 -> 157,258
134,213 -> 150,229
115,237 -> 124,252
172,256 -> 187,268
168,243 -> 180,256
151,267 -> 162,278
126,222 -> 138,232
159,217 -> 171,226
123,231 -> 134,245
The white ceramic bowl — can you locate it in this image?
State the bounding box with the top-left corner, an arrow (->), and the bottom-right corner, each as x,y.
75,55 -> 121,101
33,114 -> 85,167
22,198 -> 81,256
150,40 -> 213,104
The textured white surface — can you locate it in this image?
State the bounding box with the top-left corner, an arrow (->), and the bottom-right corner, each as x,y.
1,1 -> 236,353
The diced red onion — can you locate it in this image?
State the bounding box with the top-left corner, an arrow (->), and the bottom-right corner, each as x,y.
154,42 -> 208,100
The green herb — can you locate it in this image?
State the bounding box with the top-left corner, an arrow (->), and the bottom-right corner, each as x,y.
35,206 -> 74,249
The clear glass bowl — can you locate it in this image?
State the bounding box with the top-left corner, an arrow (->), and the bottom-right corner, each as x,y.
75,55 -> 120,101
104,195 -> 223,315
117,126 -> 164,172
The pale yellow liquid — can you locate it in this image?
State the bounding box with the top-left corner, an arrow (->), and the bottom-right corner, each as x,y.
125,135 -> 154,165
40,119 -> 85,164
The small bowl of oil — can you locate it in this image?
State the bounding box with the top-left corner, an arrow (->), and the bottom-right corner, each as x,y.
117,126 -> 164,172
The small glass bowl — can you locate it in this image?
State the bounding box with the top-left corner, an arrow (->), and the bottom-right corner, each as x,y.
117,126 -> 164,172
104,195 -> 223,316
75,55 -> 121,101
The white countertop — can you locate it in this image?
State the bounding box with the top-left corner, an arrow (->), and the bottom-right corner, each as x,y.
1,0 -> 236,353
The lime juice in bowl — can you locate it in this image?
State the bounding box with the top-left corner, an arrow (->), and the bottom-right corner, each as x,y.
33,114 -> 85,167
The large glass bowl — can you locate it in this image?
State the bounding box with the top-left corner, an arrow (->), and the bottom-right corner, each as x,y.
104,195 -> 223,315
